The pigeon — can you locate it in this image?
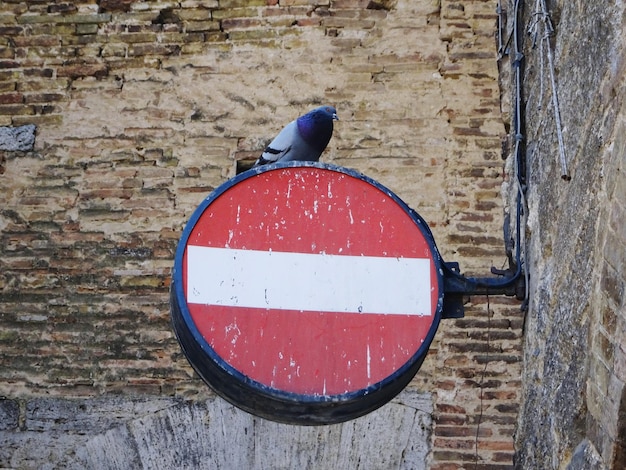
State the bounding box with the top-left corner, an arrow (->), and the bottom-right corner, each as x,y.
253,105 -> 339,167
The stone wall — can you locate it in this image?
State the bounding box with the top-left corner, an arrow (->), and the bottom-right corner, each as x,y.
0,1 -> 523,468
511,0 -> 626,468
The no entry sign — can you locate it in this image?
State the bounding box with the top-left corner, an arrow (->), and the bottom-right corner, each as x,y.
171,162 -> 444,424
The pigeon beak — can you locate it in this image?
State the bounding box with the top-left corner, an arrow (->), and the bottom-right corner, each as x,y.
332,113 -> 339,121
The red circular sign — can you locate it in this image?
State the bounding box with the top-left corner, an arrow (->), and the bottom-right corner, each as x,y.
172,163 -> 443,423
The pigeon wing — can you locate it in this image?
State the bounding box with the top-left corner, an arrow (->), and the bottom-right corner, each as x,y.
256,120 -> 297,165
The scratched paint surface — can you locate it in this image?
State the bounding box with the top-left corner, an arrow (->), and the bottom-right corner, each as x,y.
183,168 -> 439,395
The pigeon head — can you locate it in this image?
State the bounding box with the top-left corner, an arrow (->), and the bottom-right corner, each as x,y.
296,105 -> 339,152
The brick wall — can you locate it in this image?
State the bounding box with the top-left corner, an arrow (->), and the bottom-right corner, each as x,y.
0,1 -> 522,468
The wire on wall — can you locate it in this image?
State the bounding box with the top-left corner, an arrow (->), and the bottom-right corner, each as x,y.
528,0 -> 571,180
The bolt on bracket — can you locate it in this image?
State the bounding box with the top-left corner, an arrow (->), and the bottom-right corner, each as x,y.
441,261 -> 526,319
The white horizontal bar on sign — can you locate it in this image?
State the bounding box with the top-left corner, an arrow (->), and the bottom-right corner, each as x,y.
186,245 -> 432,316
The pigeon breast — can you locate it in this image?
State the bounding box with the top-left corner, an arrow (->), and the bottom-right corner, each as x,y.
296,110 -> 334,152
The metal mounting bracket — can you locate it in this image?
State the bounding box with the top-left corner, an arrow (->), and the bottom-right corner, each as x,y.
441,261 -> 526,319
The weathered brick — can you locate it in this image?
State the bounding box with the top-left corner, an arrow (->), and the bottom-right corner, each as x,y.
108,32 -> 158,44
0,92 -> 23,104
24,93 -> 68,103
0,104 -> 34,115
18,73 -> 59,94
219,0 -> 266,7
75,23 -> 99,35
20,68 -> 53,78
220,17 -> 263,30
0,46 -> 15,59
24,23 -> 74,36
17,13 -> 112,24
101,43 -> 127,57
177,8 -> 213,21
0,60 -> 20,69
0,81 -> 17,93
212,7 -> 259,20
57,63 -> 109,79
23,46 -> 79,60
128,43 -> 181,56
47,3 -> 78,14
323,16 -> 376,28
98,0 -> 135,13
434,438 -> 475,450
0,26 -> 24,35
11,114 -> 62,126
184,19 -> 221,32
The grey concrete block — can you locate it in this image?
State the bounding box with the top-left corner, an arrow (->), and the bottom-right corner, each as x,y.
2,391 -> 433,470
0,124 -> 36,151
0,399 -> 19,431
